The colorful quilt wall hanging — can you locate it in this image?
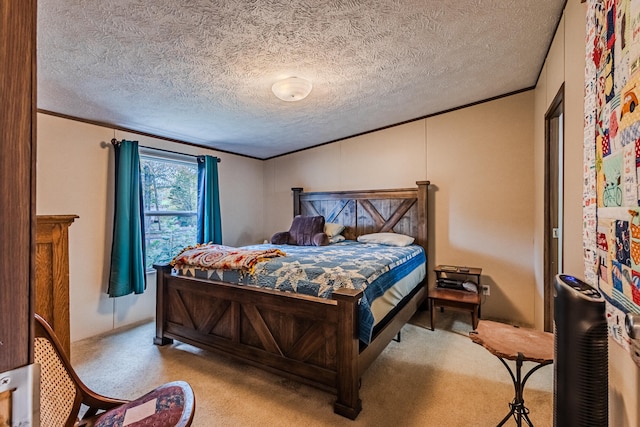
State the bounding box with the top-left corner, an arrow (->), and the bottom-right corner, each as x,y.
586,0 -> 640,353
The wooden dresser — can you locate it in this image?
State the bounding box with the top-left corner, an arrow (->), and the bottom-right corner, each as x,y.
35,214 -> 78,356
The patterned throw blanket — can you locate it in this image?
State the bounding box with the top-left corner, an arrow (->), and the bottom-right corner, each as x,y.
171,244 -> 286,274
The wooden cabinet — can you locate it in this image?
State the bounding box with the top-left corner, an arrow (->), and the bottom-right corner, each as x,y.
35,215 -> 78,356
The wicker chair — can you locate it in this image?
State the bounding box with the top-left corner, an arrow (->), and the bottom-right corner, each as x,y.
34,314 -> 195,427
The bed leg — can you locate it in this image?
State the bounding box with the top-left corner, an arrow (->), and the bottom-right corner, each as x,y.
153,263 -> 173,347
334,399 -> 362,420
153,336 -> 173,346
333,289 -> 363,419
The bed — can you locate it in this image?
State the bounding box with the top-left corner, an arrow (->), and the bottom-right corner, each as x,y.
153,181 -> 430,419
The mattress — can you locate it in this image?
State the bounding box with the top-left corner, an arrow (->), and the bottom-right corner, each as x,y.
173,240 -> 426,344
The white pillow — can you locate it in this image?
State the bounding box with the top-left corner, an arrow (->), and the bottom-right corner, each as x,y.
357,232 -> 414,247
329,234 -> 346,244
324,222 -> 345,237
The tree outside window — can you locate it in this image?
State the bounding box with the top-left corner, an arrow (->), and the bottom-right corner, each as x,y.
140,153 -> 198,269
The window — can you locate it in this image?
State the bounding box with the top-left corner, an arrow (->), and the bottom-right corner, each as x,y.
139,150 -> 198,269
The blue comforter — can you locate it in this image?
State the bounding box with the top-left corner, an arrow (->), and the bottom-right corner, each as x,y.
174,240 -> 426,344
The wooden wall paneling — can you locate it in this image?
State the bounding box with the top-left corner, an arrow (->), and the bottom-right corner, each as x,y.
0,0 -> 37,373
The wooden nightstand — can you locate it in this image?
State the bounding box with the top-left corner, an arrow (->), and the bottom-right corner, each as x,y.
430,265 -> 482,330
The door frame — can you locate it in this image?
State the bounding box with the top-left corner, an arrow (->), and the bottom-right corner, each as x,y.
544,84 -> 565,332
0,0 -> 37,373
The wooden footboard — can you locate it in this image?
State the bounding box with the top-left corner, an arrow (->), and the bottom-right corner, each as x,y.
154,264 -> 365,418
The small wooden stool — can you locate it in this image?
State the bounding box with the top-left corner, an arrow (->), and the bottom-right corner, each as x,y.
429,287 -> 481,330
469,320 -> 554,427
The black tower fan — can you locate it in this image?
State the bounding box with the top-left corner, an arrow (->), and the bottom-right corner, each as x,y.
554,274 -> 608,427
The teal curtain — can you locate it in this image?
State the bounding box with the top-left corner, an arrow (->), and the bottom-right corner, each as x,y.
197,155 -> 222,244
108,140 -> 146,297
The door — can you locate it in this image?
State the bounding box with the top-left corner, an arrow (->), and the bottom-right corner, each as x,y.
544,85 -> 564,332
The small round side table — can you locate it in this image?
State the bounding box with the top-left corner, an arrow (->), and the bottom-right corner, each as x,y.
469,320 -> 554,427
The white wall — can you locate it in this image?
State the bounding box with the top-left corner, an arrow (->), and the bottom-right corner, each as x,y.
534,1 -> 640,424
264,91 -> 537,326
36,113 -> 265,342
263,120 -> 427,236
427,93 -> 535,324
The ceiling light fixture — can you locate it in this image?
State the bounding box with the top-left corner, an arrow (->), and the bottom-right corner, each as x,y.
271,77 -> 312,102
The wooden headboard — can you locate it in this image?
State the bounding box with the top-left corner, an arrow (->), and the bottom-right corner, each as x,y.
292,181 -> 430,251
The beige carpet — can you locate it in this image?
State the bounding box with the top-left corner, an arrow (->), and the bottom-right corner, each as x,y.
71,310 -> 553,426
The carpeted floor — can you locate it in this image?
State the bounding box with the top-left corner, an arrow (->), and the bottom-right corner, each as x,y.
71,310 -> 553,426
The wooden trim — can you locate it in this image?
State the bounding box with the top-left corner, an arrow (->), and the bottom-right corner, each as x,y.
544,84 -> 564,332
42,86 -> 534,161
264,89 -> 535,160
38,109 -> 261,161
0,0 -> 37,372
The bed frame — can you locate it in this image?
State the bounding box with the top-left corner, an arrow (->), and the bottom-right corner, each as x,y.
153,181 -> 430,419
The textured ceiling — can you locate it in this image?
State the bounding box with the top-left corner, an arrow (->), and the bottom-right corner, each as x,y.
37,0 -> 565,159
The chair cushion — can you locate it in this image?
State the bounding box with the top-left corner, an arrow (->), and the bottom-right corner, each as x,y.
94,381 -> 194,427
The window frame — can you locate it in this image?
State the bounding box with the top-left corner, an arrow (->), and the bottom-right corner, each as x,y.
139,147 -> 199,272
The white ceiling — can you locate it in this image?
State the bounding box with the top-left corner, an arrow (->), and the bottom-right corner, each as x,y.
37,0 -> 566,159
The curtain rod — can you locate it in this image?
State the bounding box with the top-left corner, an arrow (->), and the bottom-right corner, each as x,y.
110,138 -> 221,162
